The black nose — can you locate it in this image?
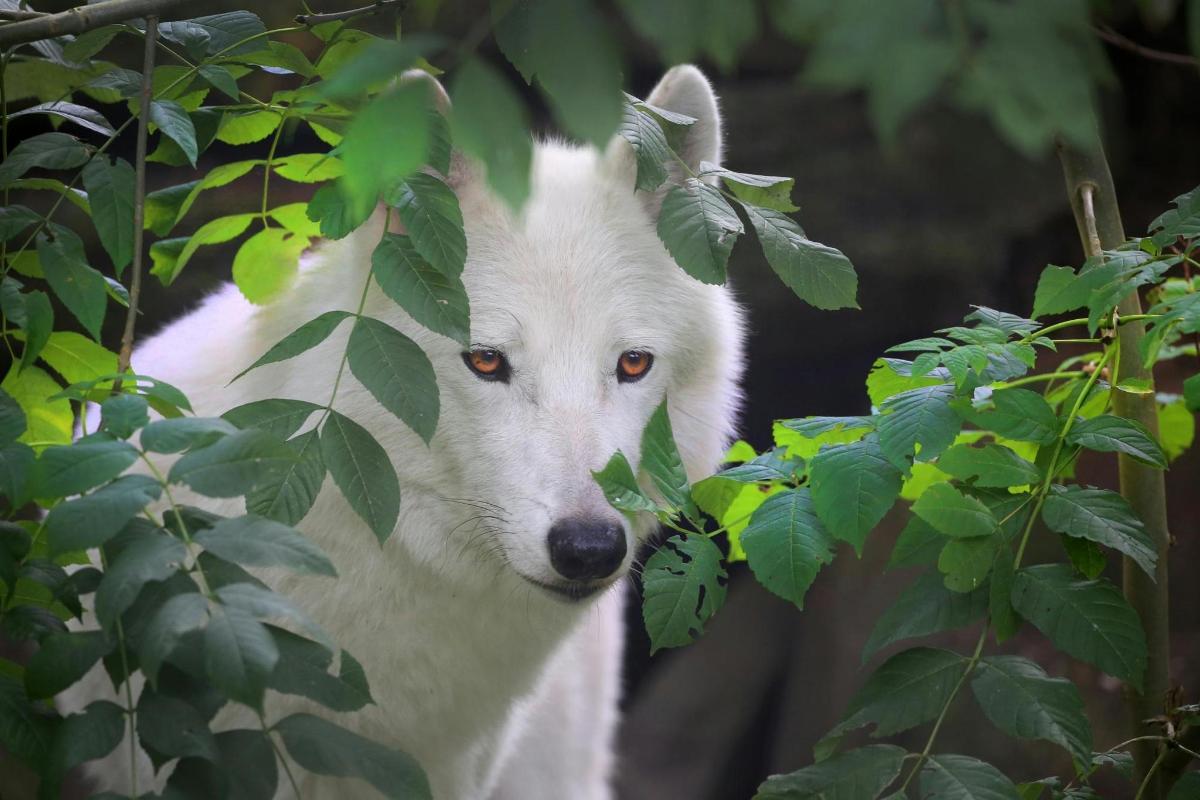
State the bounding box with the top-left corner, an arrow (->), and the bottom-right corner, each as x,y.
547,518 -> 627,581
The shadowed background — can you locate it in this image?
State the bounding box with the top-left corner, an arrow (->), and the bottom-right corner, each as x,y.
5,1 -> 1199,796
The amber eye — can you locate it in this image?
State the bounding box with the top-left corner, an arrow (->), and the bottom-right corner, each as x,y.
617,350 -> 653,383
463,349 -> 510,382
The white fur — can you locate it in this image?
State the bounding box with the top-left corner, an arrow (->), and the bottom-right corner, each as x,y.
67,65 -> 744,799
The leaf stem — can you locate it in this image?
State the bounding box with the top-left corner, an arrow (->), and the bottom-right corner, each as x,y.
259,710 -> 303,797
1135,746 -> 1169,800
138,452 -> 215,599
995,371 -> 1084,389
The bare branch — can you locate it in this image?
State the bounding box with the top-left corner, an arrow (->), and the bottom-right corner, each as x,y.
0,0 -> 190,49
1093,24 -> 1200,67
295,0 -> 407,26
0,9 -> 47,21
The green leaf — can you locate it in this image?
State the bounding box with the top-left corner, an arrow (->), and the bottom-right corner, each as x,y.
2,366 -> 72,445
159,11 -> 266,58
1065,414 -> 1168,468
198,64 -> 240,101
232,310 -> 354,382
877,382 -> 959,468
306,182 -> 372,240
137,685 -> 219,764
1168,773 -> 1200,800
320,411 -> 400,543
46,700 -> 124,779
95,529 -> 187,629
639,400 -> 695,516
0,388 -> 27,445
275,712 -> 431,799
887,516 -> 945,570
156,213 -> 256,284
592,450 -> 659,514
387,172 -> 466,278
7,100 -> 115,138
0,132 -> 90,188
618,99 -> 673,191
45,474 -> 162,555
204,602 -> 278,710
744,202 -> 859,310
936,443 -> 1040,488
273,153 -> 343,184
989,547 -> 1020,643
1148,185 -> 1200,246
216,109 -> 282,145
702,163 -> 798,212
216,582 -> 332,650
642,534 -> 727,653
81,155 -> 135,273
341,85 -> 429,211
913,482 -> 998,539
168,429 -> 296,498
246,429 -> 325,526
657,178 -> 743,284
32,439 -> 138,498
1185,373 -> 1200,413
232,226 -> 309,305
150,99 -> 198,166
38,330 -> 118,385
317,36 -> 435,99
195,515 -> 335,578
138,591 -> 208,683
964,388 -> 1059,445
16,290 -> 53,374
449,58 -> 532,210
1157,399 -> 1193,462
863,571 -> 988,661
347,316 -> 440,444
971,655 -> 1092,766
63,25 -> 124,60
741,489 -> 834,610
100,394 -> 149,439
920,754 -> 1020,800
1041,485 -> 1156,578
37,230 -> 106,340
809,437 -> 903,553
1033,264 -> 1100,319
268,627 -> 373,713
618,0 -> 758,72
25,630 -> 111,699
754,744 -> 907,800
868,358 -> 943,407
371,234 -> 470,346
269,202 -> 321,239
938,537 -> 997,593
140,417 -> 238,454
824,647 -> 967,745
1011,564 -> 1147,689
493,0 -> 622,146
0,443 -> 35,502
222,398 -> 322,440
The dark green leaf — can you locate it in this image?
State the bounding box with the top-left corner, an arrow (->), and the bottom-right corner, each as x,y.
387,172 -> 466,279
17,289 -> 53,373
25,631 -> 111,699
989,547 -> 1020,643
138,590 -> 208,683
912,482 -> 998,539
744,203 -> 859,310
971,655 -> 1092,765
938,536 -> 997,593
347,316 -> 439,444
809,437 -> 903,553
878,382 -> 959,468
150,99 -> 198,166
936,443 -> 1040,488
964,388 -> 1059,445
198,64 -> 240,101
9,100 -> 115,137
275,713 -> 431,799
0,443 -> 34,502
158,12 -> 266,58
0,675 -> 55,769
141,416 -> 238,454
45,474 -> 162,555
95,529 -> 187,629
100,393 -> 149,438
168,429 -> 296,498
137,686 -> 219,762
63,25 -> 124,61
887,516 -> 945,570
32,439 -> 138,498
449,58 -> 532,210
0,388 -> 27,445
81,155 -> 135,273
0,132 -> 90,188
1065,414 -> 1167,468
37,229 -> 106,340
46,700 -> 124,779
618,99 -> 672,191
268,627 -> 372,713
204,603 -> 278,710
194,515 -> 335,577
222,398 -> 322,440
1042,485 -> 1156,578
639,400 -> 695,517
246,429 -> 325,525
642,534 -> 727,653
1011,564 -> 1147,689
657,179 -> 743,284
863,572 -> 988,661
216,582 -> 332,650
320,411 -> 400,543
920,754 -> 1020,800
371,233 -> 470,346
741,489 -> 834,610
755,744 -> 907,800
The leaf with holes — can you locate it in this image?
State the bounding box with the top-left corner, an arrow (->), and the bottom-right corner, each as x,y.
642,535 -> 727,653
593,450 -> 659,514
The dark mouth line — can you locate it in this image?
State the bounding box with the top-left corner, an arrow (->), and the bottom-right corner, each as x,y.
519,574 -> 607,602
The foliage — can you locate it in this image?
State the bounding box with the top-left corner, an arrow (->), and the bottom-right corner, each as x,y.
594,182 -> 1200,797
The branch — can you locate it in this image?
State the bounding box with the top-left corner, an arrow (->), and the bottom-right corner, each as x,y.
1093,24 -> 1200,67
1160,727 -> 1200,797
0,9 -> 46,21
294,0 -> 407,26
1057,135 -> 1173,799
114,15 -> 156,385
0,0 -> 190,49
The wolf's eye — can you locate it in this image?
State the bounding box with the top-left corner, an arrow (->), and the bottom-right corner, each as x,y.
463,349 -> 510,382
617,350 -> 653,383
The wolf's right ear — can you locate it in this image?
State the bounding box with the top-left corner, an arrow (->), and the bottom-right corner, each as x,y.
399,69 -> 478,187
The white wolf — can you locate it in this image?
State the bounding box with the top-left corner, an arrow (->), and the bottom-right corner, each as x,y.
69,65 -> 743,799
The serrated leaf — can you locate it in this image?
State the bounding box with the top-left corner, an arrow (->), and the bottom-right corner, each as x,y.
232,226 -> 310,305
740,488 -> 834,609
745,203 -> 859,310
138,590 -> 208,683
913,482 -> 998,539
81,155 -> 135,273
0,132 -> 90,188
100,394 -> 149,439
216,582 -> 332,650
95,529 -> 187,629
222,398 -> 322,440
306,181 -> 372,240
342,85 -> 429,211
920,754 -> 1020,800
938,536 -> 997,592
204,602 -> 278,710
878,382 -> 959,468
275,713 -> 431,799
387,172 -> 466,278
37,230 -> 106,340
195,515 -> 335,578
755,744 -> 907,800
618,99 -> 672,191
150,99 -> 198,166
642,534 -> 727,653
216,109 -> 282,145
156,213 -> 256,284
863,571 -> 988,661
268,627 -> 373,712
989,547 -> 1020,643
657,179 -> 743,284
1042,485 -> 1156,578
232,310 -> 354,382
887,516 -> 945,570
347,316 -> 439,444
1011,564 -> 1147,689
45,700 -> 124,780
38,330 -> 118,385
159,11 -> 266,58
371,234 -> 470,346
320,411 -> 400,543
702,163 -> 798,212
140,417 -> 238,454
45,474 -> 161,555
971,655 -> 1092,766
25,630 -> 112,699
936,443 -> 1040,488
964,388 -> 1059,445
168,429 -> 296,498
639,400 -> 695,517
809,437 -> 902,553
32,439 -> 138,498
246,429 -> 325,526
1065,414 -> 1167,468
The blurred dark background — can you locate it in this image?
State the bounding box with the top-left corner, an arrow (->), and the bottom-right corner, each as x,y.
6,1 -> 1199,796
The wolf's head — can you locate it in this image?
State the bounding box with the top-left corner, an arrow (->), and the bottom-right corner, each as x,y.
404,67 -> 744,601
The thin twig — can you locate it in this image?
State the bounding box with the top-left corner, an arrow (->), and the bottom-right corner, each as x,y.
295,0 -> 407,26
0,0 -> 190,48
1093,24 -> 1200,67
114,14 -> 156,389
